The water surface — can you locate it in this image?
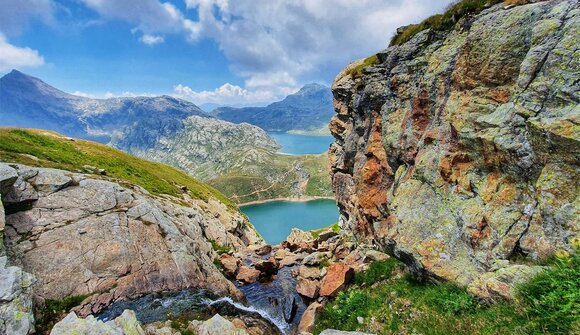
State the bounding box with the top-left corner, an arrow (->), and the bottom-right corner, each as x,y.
268,132 -> 334,155
241,199 -> 339,244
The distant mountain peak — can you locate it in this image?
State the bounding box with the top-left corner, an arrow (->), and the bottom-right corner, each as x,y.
293,83 -> 328,96
1,69 -> 77,100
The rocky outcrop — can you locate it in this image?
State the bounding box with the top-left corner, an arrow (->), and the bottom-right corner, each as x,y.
0,162 -> 263,316
50,310 -> 144,335
330,0 -> 579,297
0,173 -> 35,335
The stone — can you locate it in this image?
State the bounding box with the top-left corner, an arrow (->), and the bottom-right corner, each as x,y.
278,253 -> 304,268
320,263 -> 354,297
253,244 -> 272,256
50,310 -> 145,335
296,278 -> 320,299
302,252 -> 324,266
297,302 -> 323,334
297,265 -> 322,280
254,257 -> 279,279
282,296 -> 298,323
236,266 -> 261,284
287,228 -> 314,244
219,254 -> 240,278
0,163 -> 18,195
317,230 -> 339,242
329,0 -> 580,298
190,314 -> 249,335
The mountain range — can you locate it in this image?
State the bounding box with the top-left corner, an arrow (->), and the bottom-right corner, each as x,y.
0,70 -> 332,203
211,83 -> 334,133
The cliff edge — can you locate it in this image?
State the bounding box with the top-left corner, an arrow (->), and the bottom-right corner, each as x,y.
330,0 -> 579,298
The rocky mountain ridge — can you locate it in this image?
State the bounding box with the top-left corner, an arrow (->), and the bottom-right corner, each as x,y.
329,0 -> 579,298
212,84 -> 334,133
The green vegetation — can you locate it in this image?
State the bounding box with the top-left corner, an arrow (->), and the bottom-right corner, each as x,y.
0,128 -> 237,210
209,239 -> 231,255
208,153 -> 332,204
390,0 -> 506,46
36,294 -> 92,333
310,223 -> 340,240
353,258 -> 398,286
315,251 -> 580,335
345,54 -> 380,78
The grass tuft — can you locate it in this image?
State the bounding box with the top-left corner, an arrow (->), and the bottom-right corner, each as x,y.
345,55 -> 380,78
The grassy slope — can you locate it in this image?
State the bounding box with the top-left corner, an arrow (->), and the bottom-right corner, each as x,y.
315,254 -> 580,335
0,128 -> 237,210
208,153 -> 333,204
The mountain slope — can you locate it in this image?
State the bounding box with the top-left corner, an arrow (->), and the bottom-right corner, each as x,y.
212,83 -> 334,132
0,72 -> 333,204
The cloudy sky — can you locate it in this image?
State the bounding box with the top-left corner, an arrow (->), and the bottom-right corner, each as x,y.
1,0 -> 453,105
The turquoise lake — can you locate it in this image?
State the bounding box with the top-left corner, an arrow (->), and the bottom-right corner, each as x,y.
268,132 -> 334,155
241,200 -> 339,244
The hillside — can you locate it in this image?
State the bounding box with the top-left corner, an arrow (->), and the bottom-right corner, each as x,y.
212,83 -> 334,133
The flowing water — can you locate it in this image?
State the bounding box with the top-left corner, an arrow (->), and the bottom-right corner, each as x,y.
268,132 -> 334,155
241,199 -> 339,244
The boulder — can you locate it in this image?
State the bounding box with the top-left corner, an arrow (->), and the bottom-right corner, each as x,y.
236,266 -> 261,284
252,244 -> 272,256
278,253 -> 304,268
254,257 -> 279,279
296,265 -> 322,280
0,163 -> 17,195
297,302 -> 324,334
219,254 -> 240,278
189,314 -> 249,335
296,278 -> 320,299
320,263 -> 354,297
282,296 -> 298,323
317,230 -> 339,242
50,310 -> 145,335
286,228 -> 314,244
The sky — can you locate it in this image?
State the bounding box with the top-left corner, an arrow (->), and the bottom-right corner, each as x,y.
0,0 -> 454,106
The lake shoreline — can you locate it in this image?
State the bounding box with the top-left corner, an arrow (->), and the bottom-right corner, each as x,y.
238,196 -> 335,207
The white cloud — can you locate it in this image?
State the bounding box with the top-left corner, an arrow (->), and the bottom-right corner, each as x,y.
174,81 -> 297,106
140,34 -> 164,46
0,34 -> 44,71
0,0 -> 54,35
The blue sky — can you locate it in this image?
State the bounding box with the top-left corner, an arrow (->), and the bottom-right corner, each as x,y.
0,0 -> 453,105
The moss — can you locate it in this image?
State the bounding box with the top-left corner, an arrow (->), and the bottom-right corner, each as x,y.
390,0 -> 505,46
345,54 -> 380,78
0,128 -> 238,211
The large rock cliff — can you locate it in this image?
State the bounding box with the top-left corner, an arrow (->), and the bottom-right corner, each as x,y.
330,0 -> 579,298
0,162 -> 263,320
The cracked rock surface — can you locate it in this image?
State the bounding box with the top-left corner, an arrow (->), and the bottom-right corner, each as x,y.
0,162 -> 264,316
330,0 -> 579,298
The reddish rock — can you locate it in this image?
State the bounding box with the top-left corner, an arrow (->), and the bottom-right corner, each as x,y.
254,244 -> 272,256
297,302 -> 324,334
219,254 -> 239,278
254,257 -> 279,279
320,263 -> 354,297
296,278 -> 320,299
236,266 -> 261,284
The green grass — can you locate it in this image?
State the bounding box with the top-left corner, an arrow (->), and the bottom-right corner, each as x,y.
315,252 -> 580,335
353,259 -> 398,286
0,128 -> 237,210
310,223 -> 340,240
36,294 -> 92,333
209,239 -> 231,255
345,54 -> 380,78
390,0 -> 505,46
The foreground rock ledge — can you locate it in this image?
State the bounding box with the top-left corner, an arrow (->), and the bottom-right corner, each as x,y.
0,162 -> 264,318
329,0 -> 579,298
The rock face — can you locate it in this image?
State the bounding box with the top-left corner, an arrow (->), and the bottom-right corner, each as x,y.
0,163 -> 263,316
330,0 -> 579,297
320,264 -> 354,297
